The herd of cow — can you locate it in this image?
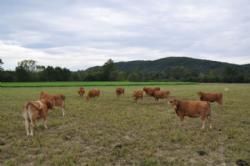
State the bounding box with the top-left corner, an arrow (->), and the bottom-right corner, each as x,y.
22,87 -> 223,136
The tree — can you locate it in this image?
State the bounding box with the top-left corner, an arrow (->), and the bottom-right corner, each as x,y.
15,66 -> 30,81
101,59 -> 116,81
0,59 -> 3,71
17,60 -> 37,72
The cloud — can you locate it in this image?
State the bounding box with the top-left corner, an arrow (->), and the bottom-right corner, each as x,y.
0,0 -> 250,70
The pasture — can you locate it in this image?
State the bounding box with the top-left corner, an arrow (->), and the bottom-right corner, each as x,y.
0,83 -> 249,165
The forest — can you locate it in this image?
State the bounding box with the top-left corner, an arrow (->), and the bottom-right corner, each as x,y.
1,57 -> 250,83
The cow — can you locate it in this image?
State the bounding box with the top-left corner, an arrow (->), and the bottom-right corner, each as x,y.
197,91 -> 223,105
116,87 -> 125,97
169,99 -> 212,129
133,90 -> 144,103
86,89 -> 101,101
78,87 -> 85,97
22,99 -> 53,136
153,90 -> 170,101
40,91 -> 66,117
143,87 -> 160,97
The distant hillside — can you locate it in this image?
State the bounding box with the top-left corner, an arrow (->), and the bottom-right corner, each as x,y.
87,57 -> 246,73
114,57 -> 243,73
85,57 -> 250,82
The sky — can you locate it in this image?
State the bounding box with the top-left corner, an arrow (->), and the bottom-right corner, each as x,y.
0,0 -> 250,71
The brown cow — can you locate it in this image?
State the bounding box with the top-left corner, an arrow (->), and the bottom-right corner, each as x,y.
78,87 -> 85,97
197,91 -> 223,105
133,90 -> 144,103
116,87 -> 125,97
40,91 -> 66,117
143,87 -> 160,96
22,99 -> 53,136
86,89 -> 101,101
169,99 -> 212,129
153,90 -> 170,101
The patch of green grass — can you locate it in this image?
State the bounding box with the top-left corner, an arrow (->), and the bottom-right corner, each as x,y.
0,83 -> 249,165
0,81 -> 196,87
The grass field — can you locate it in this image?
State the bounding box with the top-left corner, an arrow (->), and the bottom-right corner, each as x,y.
0,83 -> 250,165
0,81 -> 195,88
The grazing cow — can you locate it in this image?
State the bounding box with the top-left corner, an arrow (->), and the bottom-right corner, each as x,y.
86,89 -> 101,100
169,99 -> 212,129
78,87 -> 85,97
143,87 -> 160,96
40,91 -> 66,117
197,91 -> 223,105
116,87 -> 125,97
22,99 -> 53,136
133,90 -> 144,103
153,90 -> 170,101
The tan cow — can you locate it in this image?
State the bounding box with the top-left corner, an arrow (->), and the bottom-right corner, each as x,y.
153,90 -> 170,101
86,89 -> 101,101
198,91 -> 223,105
78,87 -> 85,97
116,87 -> 125,97
169,99 -> 212,129
40,91 -> 66,116
133,90 -> 144,103
143,87 -> 160,97
22,99 -> 53,136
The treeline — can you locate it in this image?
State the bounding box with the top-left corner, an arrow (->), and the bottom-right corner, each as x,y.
0,58 -> 250,82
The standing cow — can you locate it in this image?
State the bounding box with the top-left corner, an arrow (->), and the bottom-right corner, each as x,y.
133,90 -> 144,103
86,89 -> 101,101
169,99 -> 212,129
197,91 -> 223,105
78,87 -> 85,97
116,87 -> 125,98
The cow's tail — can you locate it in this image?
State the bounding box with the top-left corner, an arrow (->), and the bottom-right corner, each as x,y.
23,103 -> 35,122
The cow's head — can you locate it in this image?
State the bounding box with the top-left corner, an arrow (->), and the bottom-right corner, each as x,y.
169,99 -> 179,110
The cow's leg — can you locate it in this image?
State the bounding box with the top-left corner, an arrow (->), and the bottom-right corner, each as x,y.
201,117 -> 206,130
207,115 -> 212,129
30,120 -> 35,136
43,118 -> 48,129
23,111 -> 30,136
24,120 -> 30,136
62,107 -> 65,117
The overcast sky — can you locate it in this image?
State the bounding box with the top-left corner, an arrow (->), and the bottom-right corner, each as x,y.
0,0 -> 250,70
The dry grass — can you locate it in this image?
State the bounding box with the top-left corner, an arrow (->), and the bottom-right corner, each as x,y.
0,83 -> 249,165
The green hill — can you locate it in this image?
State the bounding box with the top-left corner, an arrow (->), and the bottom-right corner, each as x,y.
85,57 -> 250,82
115,57 -> 243,73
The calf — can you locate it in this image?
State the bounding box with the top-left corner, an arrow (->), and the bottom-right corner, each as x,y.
78,87 -> 85,97
116,87 -> 125,97
133,90 -> 144,103
169,99 -> 212,129
197,91 -> 223,105
153,90 -> 170,101
40,91 -> 66,117
22,99 -> 53,136
86,89 -> 101,100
